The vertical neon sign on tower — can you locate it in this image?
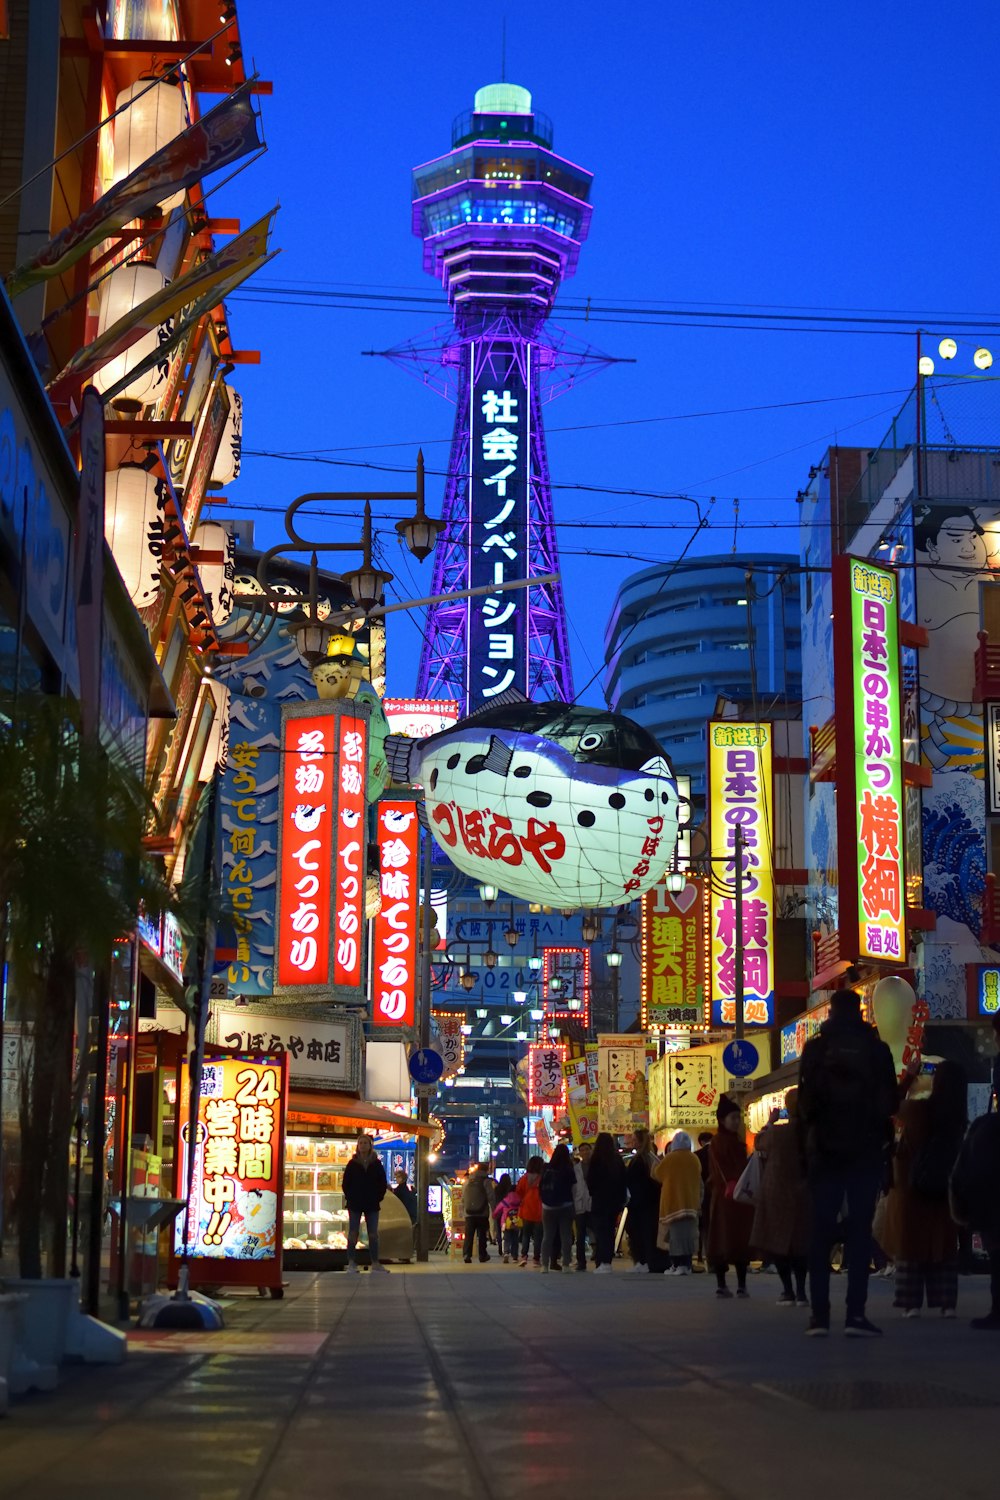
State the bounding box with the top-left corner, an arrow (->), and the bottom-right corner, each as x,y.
833,556 -> 906,963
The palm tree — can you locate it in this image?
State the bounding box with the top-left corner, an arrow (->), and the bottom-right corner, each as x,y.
0,694 -> 175,1279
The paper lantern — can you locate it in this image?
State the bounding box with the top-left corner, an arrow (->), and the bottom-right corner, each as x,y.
210,388 -> 243,485
111,80 -> 187,211
193,520 -> 235,626
104,464 -> 166,607
92,264 -> 171,406
385,700 -> 681,909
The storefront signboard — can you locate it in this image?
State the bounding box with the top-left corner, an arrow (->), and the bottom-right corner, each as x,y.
596,1033 -> 648,1134
707,721 -> 774,1027
212,1009 -> 357,1090
371,797 -> 420,1027
543,945 -> 590,1023
528,1042 -> 566,1109
383,698 -> 460,739
640,874 -> 708,1030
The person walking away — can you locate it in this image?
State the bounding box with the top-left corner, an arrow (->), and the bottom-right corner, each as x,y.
695,1131 -> 713,1268
343,1133 -> 389,1274
751,1090 -> 810,1306
573,1144 -> 593,1271
707,1097 -> 754,1297
540,1143 -> 577,1273
882,1060 -> 966,1317
653,1131 -> 702,1273
798,987 -> 899,1337
462,1161 -> 495,1263
492,1173 -> 520,1263
625,1127 -> 662,1272
392,1167 -> 418,1227
586,1133 -> 627,1273
516,1156 -> 545,1266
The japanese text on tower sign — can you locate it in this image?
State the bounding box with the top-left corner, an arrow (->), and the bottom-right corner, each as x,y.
708,722 -> 775,1027
468,349 -> 531,708
850,563 -> 906,963
372,800 -> 419,1027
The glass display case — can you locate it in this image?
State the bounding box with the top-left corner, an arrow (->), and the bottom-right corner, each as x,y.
282,1135 -> 354,1255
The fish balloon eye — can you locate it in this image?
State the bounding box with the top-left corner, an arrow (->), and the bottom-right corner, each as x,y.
578,732 -> 605,752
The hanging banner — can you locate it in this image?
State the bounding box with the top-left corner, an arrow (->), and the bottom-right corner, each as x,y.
371,797 -> 420,1027
333,710 -> 368,990
7,82 -> 262,298
543,945 -> 590,1024
596,1034 -> 649,1134
640,875 -> 708,1031
563,1050 -> 598,1144
73,386 -> 105,742
985,702 -> 1000,817
383,698 -> 460,739
174,1051 -> 287,1268
432,1011 -> 465,1077
528,1042 -> 566,1109
467,342 -> 531,711
707,721 -> 775,1027
833,557 -> 906,965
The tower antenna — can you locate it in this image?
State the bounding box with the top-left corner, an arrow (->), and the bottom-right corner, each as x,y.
501,17 -> 506,81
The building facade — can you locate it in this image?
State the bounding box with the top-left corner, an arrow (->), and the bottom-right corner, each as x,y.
603,554 -> 802,800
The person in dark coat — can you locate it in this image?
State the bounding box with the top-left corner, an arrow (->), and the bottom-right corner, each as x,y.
751,1089 -> 810,1305
798,987 -> 900,1337
343,1133 -> 389,1273
585,1132 -> 627,1272
540,1143 -> 577,1273
392,1168 -> 418,1226
707,1096 -> 754,1297
695,1130 -> 713,1266
882,1060 -> 966,1316
462,1162 -> 495,1263
625,1127 -> 663,1272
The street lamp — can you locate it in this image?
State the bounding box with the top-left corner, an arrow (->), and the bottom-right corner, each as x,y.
666,824 -> 751,1039
581,912 -> 600,943
478,883 -> 498,906
606,949 -> 622,969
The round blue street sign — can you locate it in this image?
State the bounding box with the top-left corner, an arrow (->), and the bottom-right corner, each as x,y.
722,1039 -> 759,1078
408,1047 -> 445,1085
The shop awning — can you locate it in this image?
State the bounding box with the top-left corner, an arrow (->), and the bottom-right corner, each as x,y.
287,1092 -> 438,1139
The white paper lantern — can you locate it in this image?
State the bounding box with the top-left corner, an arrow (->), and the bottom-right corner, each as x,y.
92,264 -> 171,406
104,465 -> 166,607
210,387 -> 242,485
111,80 -> 187,211
193,520 -> 235,626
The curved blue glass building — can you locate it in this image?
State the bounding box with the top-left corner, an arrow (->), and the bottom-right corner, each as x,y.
603,555 -> 802,798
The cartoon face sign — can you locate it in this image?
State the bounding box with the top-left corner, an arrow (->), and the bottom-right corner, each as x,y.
291,803 -> 326,833
234,1187 -> 277,1258
382,807 -> 416,834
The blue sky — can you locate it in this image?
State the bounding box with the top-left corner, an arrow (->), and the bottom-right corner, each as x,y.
216,0 -> 999,700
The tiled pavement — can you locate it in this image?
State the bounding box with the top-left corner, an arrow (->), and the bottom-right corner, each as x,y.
0,1262 -> 996,1499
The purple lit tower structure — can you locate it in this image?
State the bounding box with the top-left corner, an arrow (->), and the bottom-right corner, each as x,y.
399,83 -> 600,713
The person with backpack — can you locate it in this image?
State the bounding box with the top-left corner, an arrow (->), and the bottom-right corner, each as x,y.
585,1132 -> 627,1272
492,1173 -> 521,1263
540,1142 -> 577,1273
881,1060 -> 966,1317
798,987 -> 900,1336
516,1156 -> 545,1266
462,1162 -> 495,1263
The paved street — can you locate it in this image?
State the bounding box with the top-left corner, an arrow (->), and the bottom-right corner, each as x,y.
0,1262 -> 996,1499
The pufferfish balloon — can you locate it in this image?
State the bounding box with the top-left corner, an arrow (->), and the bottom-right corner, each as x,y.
385,694 -> 684,909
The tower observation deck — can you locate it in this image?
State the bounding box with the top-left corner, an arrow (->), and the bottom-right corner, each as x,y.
407,84 -> 597,712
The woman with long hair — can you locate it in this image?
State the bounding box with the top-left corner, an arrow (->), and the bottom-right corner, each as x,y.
750,1089 -> 810,1306
515,1155 -> 545,1266
706,1097 -> 754,1297
882,1060 -> 967,1317
585,1132 -> 627,1273
540,1142 -> 577,1273
625,1126 -> 662,1272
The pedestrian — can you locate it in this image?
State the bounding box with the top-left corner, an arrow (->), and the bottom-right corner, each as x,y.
653,1131 -> 702,1274
750,1090 -> 810,1307
540,1143 -> 577,1273
343,1132 -> 389,1274
462,1161 -> 495,1263
695,1130 -> 713,1268
586,1132 -> 627,1273
882,1059 -> 967,1318
625,1127 -> 662,1272
798,986 -> 900,1337
573,1143 -> 593,1271
493,1173 -> 521,1263
516,1156 -> 545,1266
392,1167 -> 418,1226
707,1096 -> 754,1298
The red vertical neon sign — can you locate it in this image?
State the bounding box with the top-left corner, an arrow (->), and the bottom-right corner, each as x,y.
333,712 -> 367,989
276,715 -> 335,988
371,798 -> 420,1027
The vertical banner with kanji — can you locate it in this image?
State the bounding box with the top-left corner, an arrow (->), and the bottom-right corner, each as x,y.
432,1011 -> 465,1078
833,556 -> 906,965
562,1051 -> 599,1144
275,702 -> 370,1002
528,1042 -> 567,1109
371,798 -> 420,1027
173,1052 -> 287,1291
543,945 -> 591,1023
467,342 -> 531,711
596,1034 -> 649,1134
640,875 -> 708,1030
708,722 -> 775,1027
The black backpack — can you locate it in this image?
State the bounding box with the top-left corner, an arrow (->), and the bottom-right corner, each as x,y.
809,1029 -> 892,1161
949,1112 -> 1000,1230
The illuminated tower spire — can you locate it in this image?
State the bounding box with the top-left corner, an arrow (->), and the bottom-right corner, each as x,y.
406,83 -> 597,712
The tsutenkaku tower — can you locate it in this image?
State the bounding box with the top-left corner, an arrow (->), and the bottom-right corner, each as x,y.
408,83 -> 596,713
